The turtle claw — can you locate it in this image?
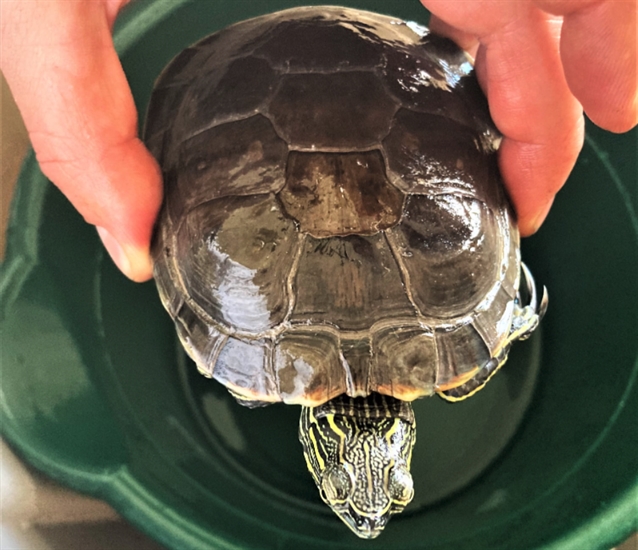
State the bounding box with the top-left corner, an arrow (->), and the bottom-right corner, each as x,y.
510,263 -> 548,342
521,262 -> 537,310
538,285 -> 549,321
521,263 -> 549,322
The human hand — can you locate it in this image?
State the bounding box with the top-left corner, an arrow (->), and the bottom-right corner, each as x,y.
3,1 -> 635,283
1,0 -> 161,282
422,0 -> 637,236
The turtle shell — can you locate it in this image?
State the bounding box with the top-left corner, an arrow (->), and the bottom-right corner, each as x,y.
146,7 -> 520,406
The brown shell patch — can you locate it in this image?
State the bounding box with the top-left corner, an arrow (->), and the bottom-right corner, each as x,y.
267,72 -> 398,149
279,151 -> 404,238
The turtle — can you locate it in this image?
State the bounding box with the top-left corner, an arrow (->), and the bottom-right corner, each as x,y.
145,6 -> 548,539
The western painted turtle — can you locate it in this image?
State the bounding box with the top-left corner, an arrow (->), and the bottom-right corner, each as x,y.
145,6 -> 547,539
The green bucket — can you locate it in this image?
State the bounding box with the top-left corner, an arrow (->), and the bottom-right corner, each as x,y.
1,1 -> 636,549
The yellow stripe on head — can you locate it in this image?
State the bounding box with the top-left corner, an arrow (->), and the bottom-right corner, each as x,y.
326,413 -> 348,458
307,424 -> 325,470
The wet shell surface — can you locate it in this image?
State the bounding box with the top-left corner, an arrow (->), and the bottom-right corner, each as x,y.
146,7 -> 519,407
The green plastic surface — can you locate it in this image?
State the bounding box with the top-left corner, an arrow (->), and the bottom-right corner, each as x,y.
1,1 -> 637,549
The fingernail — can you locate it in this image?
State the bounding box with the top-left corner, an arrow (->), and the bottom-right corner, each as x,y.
97,226 -> 131,273
96,226 -> 153,282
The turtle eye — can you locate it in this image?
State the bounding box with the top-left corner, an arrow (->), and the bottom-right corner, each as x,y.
389,465 -> 414,505
321,465 -> 353,503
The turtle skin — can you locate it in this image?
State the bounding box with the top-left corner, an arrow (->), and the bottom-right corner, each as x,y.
146,6 -> 522,408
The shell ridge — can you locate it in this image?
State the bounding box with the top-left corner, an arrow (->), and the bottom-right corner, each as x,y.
181,112 -> 276,147
286,144 -> 385,154
265,337 -> 279,401
206,333 -> 230,379
251,56 -> 385,76
382,229 -> 422,317
283,230 -> 306,324
338,342 -> 355,397
166,225 -> 196,320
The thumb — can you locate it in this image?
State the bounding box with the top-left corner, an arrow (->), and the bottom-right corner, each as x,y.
1,0 -> 162,282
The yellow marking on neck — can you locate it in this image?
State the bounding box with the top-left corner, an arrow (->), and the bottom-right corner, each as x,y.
386,418 -> 415,468
384,418 -> 401,447
363,438 -> 374,497
406,433 -> 415,468
307,425 -> 325,470
326,413 -> 347,456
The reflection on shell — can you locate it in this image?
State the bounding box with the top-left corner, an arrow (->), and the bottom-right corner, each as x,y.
148,7 -> 518,406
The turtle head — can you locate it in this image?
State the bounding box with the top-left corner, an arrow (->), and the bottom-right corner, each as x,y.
299,395 -> 416,539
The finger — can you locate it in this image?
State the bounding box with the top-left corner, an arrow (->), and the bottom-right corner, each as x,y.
428,14 -> 480,58
479,10 -> 585,235
0,0 -> 162,282
422,1 -> 584,235
535,0 -> 638,132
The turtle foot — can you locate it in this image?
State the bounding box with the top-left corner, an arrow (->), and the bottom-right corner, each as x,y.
511,263 -> 548,342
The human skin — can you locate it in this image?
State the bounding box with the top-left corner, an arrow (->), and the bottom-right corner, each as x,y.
1,0 -> 161,282
1,0 -> 636,282
425,0 -> 637,239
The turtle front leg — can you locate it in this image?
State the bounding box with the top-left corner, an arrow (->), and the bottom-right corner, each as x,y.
228,388 -> 272,408
437,357 -> 502,401
438,263 -> 547,402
